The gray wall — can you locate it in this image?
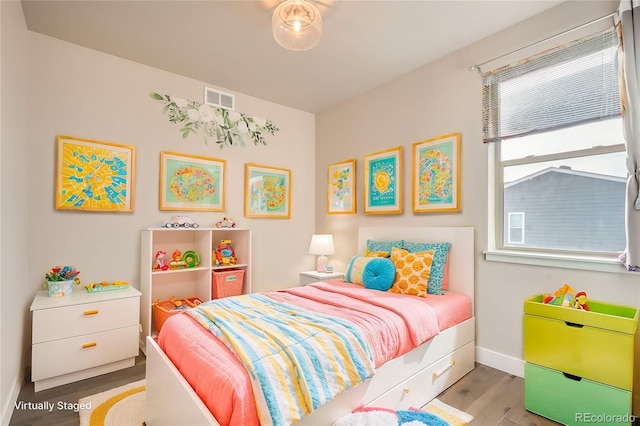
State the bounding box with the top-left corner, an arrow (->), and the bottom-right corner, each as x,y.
504,170 -> 625,251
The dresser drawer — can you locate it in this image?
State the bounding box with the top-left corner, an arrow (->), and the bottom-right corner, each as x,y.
32,296 -> 139,343
524,314 -> 634,390
31,325 -> 139,381
525,363 -> 632,426
367,341 -> 474,409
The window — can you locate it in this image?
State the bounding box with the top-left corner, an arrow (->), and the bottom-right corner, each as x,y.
485,28 -> 626,256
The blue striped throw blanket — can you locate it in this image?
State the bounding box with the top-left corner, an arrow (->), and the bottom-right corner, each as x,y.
187,294 -> 375,426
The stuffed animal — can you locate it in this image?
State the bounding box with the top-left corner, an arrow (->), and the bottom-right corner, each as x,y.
215,240 -> 237,266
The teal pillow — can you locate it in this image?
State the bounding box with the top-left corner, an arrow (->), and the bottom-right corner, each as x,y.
366,239 -> 404,254
362,258 -> 396,291
402,241 -> 451,295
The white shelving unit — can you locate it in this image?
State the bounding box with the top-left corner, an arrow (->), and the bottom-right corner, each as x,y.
140,227 -> 251,352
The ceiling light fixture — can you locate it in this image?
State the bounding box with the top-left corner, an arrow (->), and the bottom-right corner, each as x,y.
272,0 -> 323,51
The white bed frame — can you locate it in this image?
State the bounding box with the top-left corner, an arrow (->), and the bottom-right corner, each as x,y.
145,226 -> 475,425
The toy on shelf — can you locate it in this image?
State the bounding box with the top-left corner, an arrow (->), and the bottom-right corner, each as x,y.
153,250 -> 169,271
215,217 -> 236,228
85,281 -> 129,293
543,284 -> 589,310
214,239 -> 237,266
163,215 -> 199,229
169,250 -> 187,269
181,250 -> 200,268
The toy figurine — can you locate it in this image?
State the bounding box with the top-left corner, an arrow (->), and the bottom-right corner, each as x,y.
215,217 -> 236,228
214,240 -> 237,266
169,249 -> 187,269
154,250 -> 169,271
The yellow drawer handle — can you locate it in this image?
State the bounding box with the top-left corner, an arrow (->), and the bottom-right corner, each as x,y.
403,387 -> 411,394
433,360 -> 456,378
82,342 -> 97,349
83,310 -> 99,316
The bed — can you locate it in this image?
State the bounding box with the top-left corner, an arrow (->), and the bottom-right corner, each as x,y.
145,226 -> 475,425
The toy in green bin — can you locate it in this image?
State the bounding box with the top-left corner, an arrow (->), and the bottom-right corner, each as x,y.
542,283 -> 589,311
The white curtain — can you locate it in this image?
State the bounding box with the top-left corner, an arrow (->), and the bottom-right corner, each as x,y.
616,0 -> 640,272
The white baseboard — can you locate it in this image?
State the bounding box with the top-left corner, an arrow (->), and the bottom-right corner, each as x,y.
476,346 -> 525,378
1,375 -> 22,426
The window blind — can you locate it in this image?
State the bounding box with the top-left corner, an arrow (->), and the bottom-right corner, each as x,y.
482,27 -> 621,143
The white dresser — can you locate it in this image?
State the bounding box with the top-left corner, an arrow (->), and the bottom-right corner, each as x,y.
30,286 -> 141,391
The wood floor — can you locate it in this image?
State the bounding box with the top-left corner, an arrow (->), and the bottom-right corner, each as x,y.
9,360 -> 562,426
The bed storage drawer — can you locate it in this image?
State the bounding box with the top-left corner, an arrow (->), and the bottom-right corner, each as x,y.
524,363 -> 632,426
366,341 -> 474,410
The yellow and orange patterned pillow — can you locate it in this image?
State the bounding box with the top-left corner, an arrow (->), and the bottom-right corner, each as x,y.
388,247 -> 435,297
364,249 -> 390,258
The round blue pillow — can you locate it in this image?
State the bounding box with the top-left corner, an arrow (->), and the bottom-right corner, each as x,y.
362,258 -> 396,291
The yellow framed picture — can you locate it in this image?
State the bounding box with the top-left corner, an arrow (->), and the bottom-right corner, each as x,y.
364,146 -> 402,214
327,159 -> 356,214
412,132 -> 461,213
244,163 -> 291,218
159,151 -> 226,211
56,135 -> 135,212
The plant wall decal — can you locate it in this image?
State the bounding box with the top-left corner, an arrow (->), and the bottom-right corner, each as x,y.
150,92 -> 279,148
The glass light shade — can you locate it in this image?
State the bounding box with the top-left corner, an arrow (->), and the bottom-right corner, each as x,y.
272,0 -> 322,51
309,234 -> 334,273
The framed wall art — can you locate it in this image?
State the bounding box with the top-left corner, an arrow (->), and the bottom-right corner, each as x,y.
159,151 -> 226,211
56,135 -> 136,212
327,159 -> 356,214
245,163 -> 291,218
412,132 -> 461,213
364,146 -> 402,214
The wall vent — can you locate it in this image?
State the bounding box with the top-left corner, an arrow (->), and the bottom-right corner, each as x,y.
204,87 -> 235,110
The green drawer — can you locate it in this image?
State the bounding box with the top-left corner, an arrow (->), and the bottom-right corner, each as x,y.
525,363 -> 632,426
524,314 -> 634,390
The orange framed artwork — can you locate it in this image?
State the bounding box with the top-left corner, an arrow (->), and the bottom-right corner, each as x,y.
412,132 -> 461,213
327,159 -> 356,214
55,135 -> 136,212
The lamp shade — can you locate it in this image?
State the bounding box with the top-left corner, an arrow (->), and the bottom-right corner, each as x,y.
309,234 -> 334,255
272,0 -> 322,51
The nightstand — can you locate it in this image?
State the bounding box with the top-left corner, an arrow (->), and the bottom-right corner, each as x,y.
299,270 -> 344,286
30,286 -> 141,392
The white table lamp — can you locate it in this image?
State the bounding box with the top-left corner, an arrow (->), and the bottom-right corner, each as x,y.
309,234 -> 335,273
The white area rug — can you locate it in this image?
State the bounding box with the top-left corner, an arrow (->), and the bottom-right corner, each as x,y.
78,379 -> 145,426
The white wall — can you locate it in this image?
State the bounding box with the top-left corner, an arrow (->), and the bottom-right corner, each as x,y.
1,1 -> 30,424
316,0 -> 640,376
27,32 -> 317,296
0,25 -> 317,421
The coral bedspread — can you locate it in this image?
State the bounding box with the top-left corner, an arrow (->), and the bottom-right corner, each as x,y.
157,280 -> 470,426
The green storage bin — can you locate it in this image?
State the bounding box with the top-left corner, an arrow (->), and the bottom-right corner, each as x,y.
525,363 -> 632,426
524,295 -> 638,390
524,294 -> 638,334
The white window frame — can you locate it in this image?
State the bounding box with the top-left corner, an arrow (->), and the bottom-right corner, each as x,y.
488,141 -> 628,273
